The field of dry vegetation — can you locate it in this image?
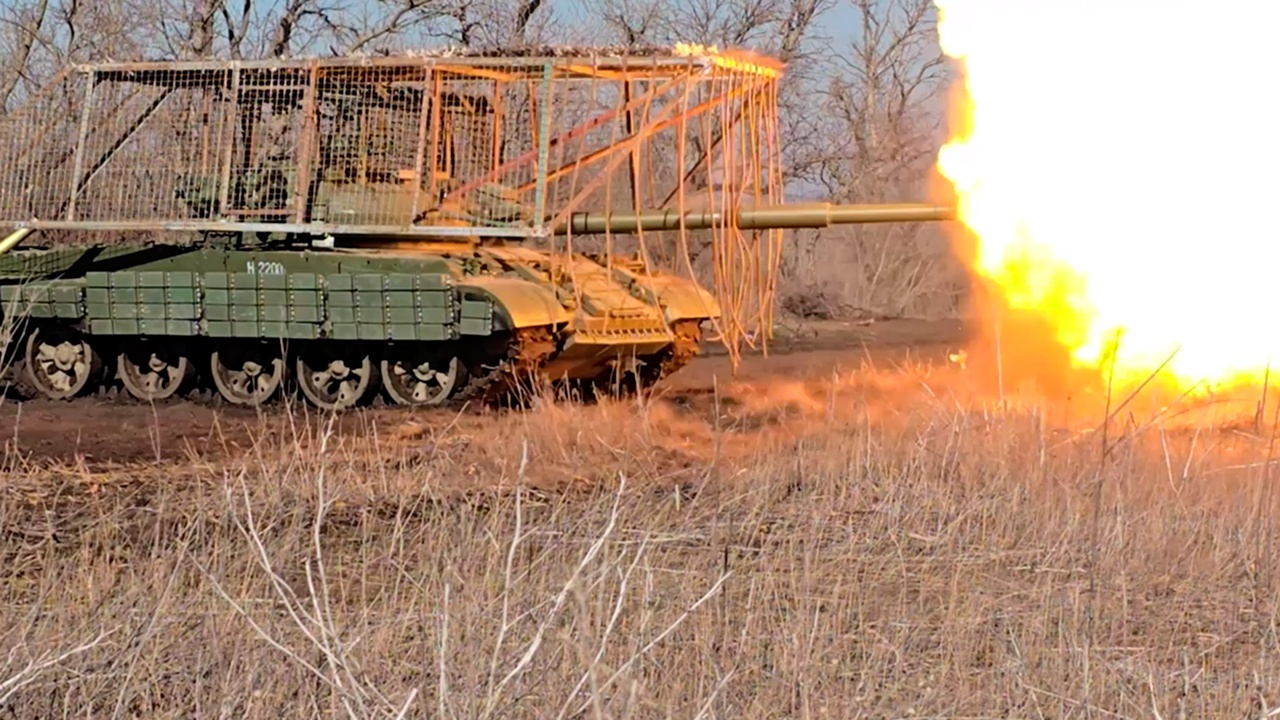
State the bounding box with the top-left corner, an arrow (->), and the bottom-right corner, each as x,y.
3,357 -> 1280,718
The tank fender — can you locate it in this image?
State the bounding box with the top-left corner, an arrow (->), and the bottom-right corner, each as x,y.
612,269 -> 721,322
458,276 -> 572,331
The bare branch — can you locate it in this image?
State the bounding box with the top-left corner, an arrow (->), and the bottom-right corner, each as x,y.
0,0 -> 50,110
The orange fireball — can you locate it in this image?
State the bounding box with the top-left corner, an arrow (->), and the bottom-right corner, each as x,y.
934,1 -> 1280,397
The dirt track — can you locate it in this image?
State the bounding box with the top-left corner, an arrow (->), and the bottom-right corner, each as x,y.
0,318 -> 967,465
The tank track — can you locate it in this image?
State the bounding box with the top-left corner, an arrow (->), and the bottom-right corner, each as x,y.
0,322 -> 701,412
654,319 -> 703,378
452,326 -> 559,407
560,319 -> 702,402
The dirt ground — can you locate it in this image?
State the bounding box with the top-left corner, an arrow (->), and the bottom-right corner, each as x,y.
0,317 -> 967,466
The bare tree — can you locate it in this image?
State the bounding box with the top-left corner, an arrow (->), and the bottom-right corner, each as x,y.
157,0 -> 461,59
0,0 -> 150,112
435,0 -> 557,48
0,0 -> 50,110
807,0 -> 946,201
765,0 -> 964,322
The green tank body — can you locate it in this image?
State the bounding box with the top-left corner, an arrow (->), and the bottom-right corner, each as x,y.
0,49 -> 952,410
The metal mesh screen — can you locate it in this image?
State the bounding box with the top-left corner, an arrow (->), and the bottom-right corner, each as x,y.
0,48 -> 784,241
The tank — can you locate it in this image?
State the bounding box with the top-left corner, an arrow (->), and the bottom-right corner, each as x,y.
0,48 -> 953,409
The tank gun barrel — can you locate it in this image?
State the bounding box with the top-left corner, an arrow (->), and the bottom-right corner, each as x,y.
556,202 -> 955,235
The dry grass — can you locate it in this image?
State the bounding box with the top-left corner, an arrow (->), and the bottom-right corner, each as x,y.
2,361 -> 1280,718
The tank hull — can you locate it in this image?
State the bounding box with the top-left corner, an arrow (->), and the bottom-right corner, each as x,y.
0,242 -> 717,408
